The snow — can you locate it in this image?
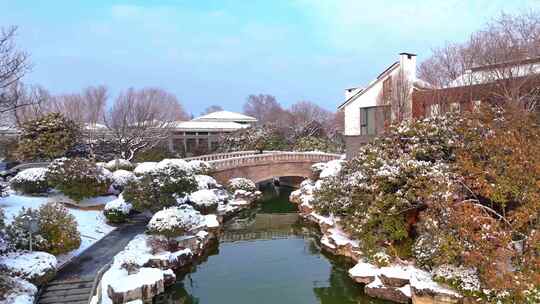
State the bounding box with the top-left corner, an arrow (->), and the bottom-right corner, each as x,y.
174,120 -> 251,131
203,214 -> 220,228
10,168 -> 48,183
104,195 -> 132,215
228,178 -> 256,192
310,212 -> 334,226
189,189 -> 220,207
1,276 -> 37,304
366,276 -> 384,288
104,159 -> 132,170
410,268 -> 461,297
193,110 -> 257,122
100,234 -> 194,304
399,284 -> 412,298
348,261 -> 381,278
194,175 -> 218,190
156,159 -> 190,172
133,162 -> 157,175
109,267 -> 164,292
327,227 -> 360,247
0,251 -> 57,281
318,159 -> 344,178
111,170 -> 136,187
47,193 -> 118,207
0,194 -> 115,264
148,205 -> 204,233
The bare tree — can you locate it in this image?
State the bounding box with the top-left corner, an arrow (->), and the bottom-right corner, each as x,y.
288,100 -> 335,137
0,26 -> 32,114
418,11 -> 540,112
243,94 -> 288,125
201,105 -> 223,115
104,88 -> 188,160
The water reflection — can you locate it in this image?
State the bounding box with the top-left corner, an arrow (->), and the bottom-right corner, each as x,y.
154,186 -> 392,304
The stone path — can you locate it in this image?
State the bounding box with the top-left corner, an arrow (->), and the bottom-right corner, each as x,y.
37,214 -> 148,304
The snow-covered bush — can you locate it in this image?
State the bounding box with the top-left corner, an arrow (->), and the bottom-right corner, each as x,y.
311,115 -> 459,260
0,275 -> 38,303
0,209 -> 10,254
133,162 -> 157,175
7,203 -> 81,255
10,168 -> 49,195
187,160 -> 213,175
227,178 -> 256,193
194,175 -> 218,190
47,158 -> 113,202
123,164 -> 197,213
188,189 -> 220,214
147,205 -> 203,238
15,112 -> 81,161
110,169 -> 136,194
104,159 -> 134,171
104,196 -> 132,223
0,251 -> 57,286
293,136 -> 340,153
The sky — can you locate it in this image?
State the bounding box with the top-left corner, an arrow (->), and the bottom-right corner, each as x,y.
1,0 -> 539,116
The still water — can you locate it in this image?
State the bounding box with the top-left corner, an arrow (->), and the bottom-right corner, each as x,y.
155,185 -> 391,304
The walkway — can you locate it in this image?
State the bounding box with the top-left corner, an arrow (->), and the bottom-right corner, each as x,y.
37,214 -> 148,304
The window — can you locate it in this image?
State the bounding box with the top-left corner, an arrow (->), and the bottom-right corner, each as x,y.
472,100 -> 482,111
429,104 -> 440,117
450,102 -> 460,112
360,106 -> 390,136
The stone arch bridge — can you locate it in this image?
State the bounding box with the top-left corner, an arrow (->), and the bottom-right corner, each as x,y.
184,151 -> 341,185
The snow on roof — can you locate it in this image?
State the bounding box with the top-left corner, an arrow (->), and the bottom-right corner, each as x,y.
193,110 -> 257,122
173,120 -> 251,131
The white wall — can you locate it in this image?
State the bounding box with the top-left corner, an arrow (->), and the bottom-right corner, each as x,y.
342,53 -> 417,136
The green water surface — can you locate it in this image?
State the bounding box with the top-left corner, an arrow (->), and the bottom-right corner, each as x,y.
155,185 -> 391,304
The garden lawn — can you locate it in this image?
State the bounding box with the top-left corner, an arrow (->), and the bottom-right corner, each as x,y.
0,193 -> 115,265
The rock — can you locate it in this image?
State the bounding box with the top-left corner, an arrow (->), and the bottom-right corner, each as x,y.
410,269 -> 461,304
0,251 -> 57,286
107,267 -> 166,304
348,262 -> 379,284
364,277 -> 411,304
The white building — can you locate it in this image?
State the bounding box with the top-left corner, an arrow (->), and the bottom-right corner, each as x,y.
337,52 -> 418,158
169,111 -> 257,155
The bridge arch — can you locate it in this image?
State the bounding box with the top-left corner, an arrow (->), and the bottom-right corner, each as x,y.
186,151 -> 341,185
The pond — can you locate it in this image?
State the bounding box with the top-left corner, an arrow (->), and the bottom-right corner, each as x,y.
155,185 -> 391,304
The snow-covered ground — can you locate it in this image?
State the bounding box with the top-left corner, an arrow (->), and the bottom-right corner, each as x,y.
0,193 -> 115,265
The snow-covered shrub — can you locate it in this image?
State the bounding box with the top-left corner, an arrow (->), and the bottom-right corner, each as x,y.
293,136 -> 340,153
188,189 -> 220,214
6,203 -> 80,255
6,207 -> 48,251
123,164 -> 197,213
15,112 -> 81,161
311,115 -> 459,261
227,178 -> 256,193
433,265 -> 482,297
0,275 -> 38,303
0,251 -> 57,286
147,205 -> 203,238
34,202 -> 81,255
187,160 -> 213,175
0,209 -> 10,254
47,158 -> 113,202
133,162 -> 157,175
195,175 -> 218,190
104,196 -> 132,223
104,159 -> 133,171
110,169 -> 136,194
10,168 -> 49,194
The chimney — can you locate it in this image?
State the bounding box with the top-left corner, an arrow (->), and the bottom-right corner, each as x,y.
344,87 -> 360,100
399,52 -> 417,81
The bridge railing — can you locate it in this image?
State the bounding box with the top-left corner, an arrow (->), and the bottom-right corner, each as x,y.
183,150 -> 279,162
209,151 -> 342,170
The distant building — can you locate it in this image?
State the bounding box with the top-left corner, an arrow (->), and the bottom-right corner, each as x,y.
168,111 -> 257,155
338,52 -> 540,158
